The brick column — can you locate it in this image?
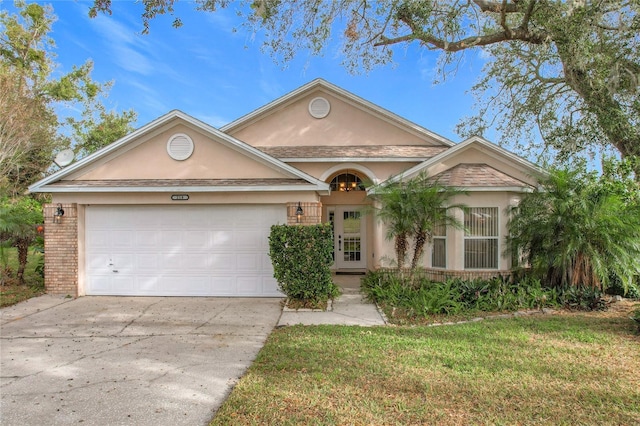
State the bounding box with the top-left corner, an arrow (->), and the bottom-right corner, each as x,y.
286,202 -> 322,225
43,203 -> 78,296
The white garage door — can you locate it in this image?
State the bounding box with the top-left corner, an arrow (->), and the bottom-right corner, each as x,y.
85,205 -> 286,297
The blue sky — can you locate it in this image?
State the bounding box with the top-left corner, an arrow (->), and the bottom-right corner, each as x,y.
5,1 -> 490,144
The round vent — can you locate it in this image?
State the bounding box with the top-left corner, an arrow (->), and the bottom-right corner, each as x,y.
308,97 -> 331,119
167,133 -> 194,161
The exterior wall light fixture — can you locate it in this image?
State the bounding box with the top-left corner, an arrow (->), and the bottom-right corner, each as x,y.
53,203 -> 65,224
296,202 -> 304,223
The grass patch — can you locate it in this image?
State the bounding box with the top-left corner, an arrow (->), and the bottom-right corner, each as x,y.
0,247 -> 45,308
212,309 -> 640,425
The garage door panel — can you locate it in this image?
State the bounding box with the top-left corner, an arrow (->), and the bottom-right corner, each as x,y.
138,276 -> 159,293
137,254 -> 158,270
112,275 -> 136,294
182,231 -> 210,249
211,276 -> 235,294
89,275 -> 111,293
236,230 -> 264,248
87,230 -> 110,249
237,253 -> 260,271
237,276 -> 260,294
86,205 -> 285,297
135,230 -> 162,247
87,253 -> 110,271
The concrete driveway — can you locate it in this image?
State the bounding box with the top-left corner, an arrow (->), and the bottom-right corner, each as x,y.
0,295 -> 282,426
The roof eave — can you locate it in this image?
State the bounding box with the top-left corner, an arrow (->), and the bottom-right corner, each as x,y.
32,184 -> 330,195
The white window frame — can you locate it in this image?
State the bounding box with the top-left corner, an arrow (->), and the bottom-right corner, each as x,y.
431,215 -> 447,269
464,207 -> 499,269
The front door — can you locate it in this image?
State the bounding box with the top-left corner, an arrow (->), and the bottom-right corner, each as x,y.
332,206 -> 366,269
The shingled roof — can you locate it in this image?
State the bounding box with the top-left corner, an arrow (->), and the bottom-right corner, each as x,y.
255,145 -> 448,160
430,164 -> 532,188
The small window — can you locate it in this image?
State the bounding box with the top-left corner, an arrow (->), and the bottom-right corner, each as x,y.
330,173 -> 365,192
464,207 -> 499,269
432,216 -> 446,268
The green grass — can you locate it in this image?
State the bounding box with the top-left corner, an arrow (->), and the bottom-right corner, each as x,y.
0,247 -> 45,307
212,310 -> 640,425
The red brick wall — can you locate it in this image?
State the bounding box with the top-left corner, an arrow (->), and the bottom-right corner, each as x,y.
43,203 -> 78,296
286,202 -> 322,226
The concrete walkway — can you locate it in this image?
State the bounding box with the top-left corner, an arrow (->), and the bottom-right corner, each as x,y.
277,274 -> 387,327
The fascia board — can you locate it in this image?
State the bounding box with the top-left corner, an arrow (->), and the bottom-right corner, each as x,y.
221,79 -> 455,147
35,184 -> 330,195
281,157 -> 429,163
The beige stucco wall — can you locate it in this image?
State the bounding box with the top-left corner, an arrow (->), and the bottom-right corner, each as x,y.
229,90 -> 446,148
70,124 -> 289,181
373,191 -> 522,271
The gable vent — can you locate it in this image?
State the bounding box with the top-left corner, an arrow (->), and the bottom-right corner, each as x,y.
308,97 -> 331,119
167,133 -> 194,161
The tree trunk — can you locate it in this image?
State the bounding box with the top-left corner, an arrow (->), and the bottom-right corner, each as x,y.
16,238 -> 29,285
411,230 -> 427,271
395,232 -> 408,270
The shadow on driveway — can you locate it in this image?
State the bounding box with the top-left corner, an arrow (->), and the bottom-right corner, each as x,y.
1,296 -> 282,426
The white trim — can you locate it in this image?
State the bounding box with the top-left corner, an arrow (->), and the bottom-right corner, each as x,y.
281,157 -> 429,163
29,110 -> 330,194
220,79 -> 455,147
36,184 -> 325,193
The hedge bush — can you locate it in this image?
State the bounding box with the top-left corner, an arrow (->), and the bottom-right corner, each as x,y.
268,223 -> 339,303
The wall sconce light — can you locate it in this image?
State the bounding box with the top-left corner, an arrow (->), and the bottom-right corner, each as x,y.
296,202 -> 304,223
53,203 -> 65,224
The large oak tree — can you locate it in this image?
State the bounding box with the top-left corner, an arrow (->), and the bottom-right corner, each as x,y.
91,0 -> 640,173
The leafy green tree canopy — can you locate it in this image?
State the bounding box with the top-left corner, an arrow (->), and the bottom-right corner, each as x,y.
1,1 -> 136,196
90,0 -> 639,172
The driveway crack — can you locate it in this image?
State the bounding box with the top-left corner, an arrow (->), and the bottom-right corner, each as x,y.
117,299 -> 164,334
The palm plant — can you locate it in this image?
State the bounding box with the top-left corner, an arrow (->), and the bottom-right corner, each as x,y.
408,174 -> 466,271
370,173 -> 467,272
370,179 -> 414,269
0,197 -> 43,284
507,167 -> 640,291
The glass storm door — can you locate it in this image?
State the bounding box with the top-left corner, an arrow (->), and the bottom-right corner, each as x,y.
334,207 -> 366,269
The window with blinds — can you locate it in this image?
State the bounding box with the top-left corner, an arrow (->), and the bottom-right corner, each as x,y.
464,207 -> 499,269
431,215 -> 447,268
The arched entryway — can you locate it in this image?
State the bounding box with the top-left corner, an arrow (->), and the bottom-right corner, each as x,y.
322,169 -> 373,272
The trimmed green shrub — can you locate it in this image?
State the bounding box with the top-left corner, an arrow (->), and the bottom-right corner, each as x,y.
268,223 -> 338,303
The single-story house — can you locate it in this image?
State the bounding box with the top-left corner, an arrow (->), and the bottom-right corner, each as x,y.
29,79 -> 541,297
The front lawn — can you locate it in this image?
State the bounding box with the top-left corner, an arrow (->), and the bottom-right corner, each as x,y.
212,308 -> 640,425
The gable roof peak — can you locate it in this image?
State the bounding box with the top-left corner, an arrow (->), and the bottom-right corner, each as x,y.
220,79 -> 454,147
